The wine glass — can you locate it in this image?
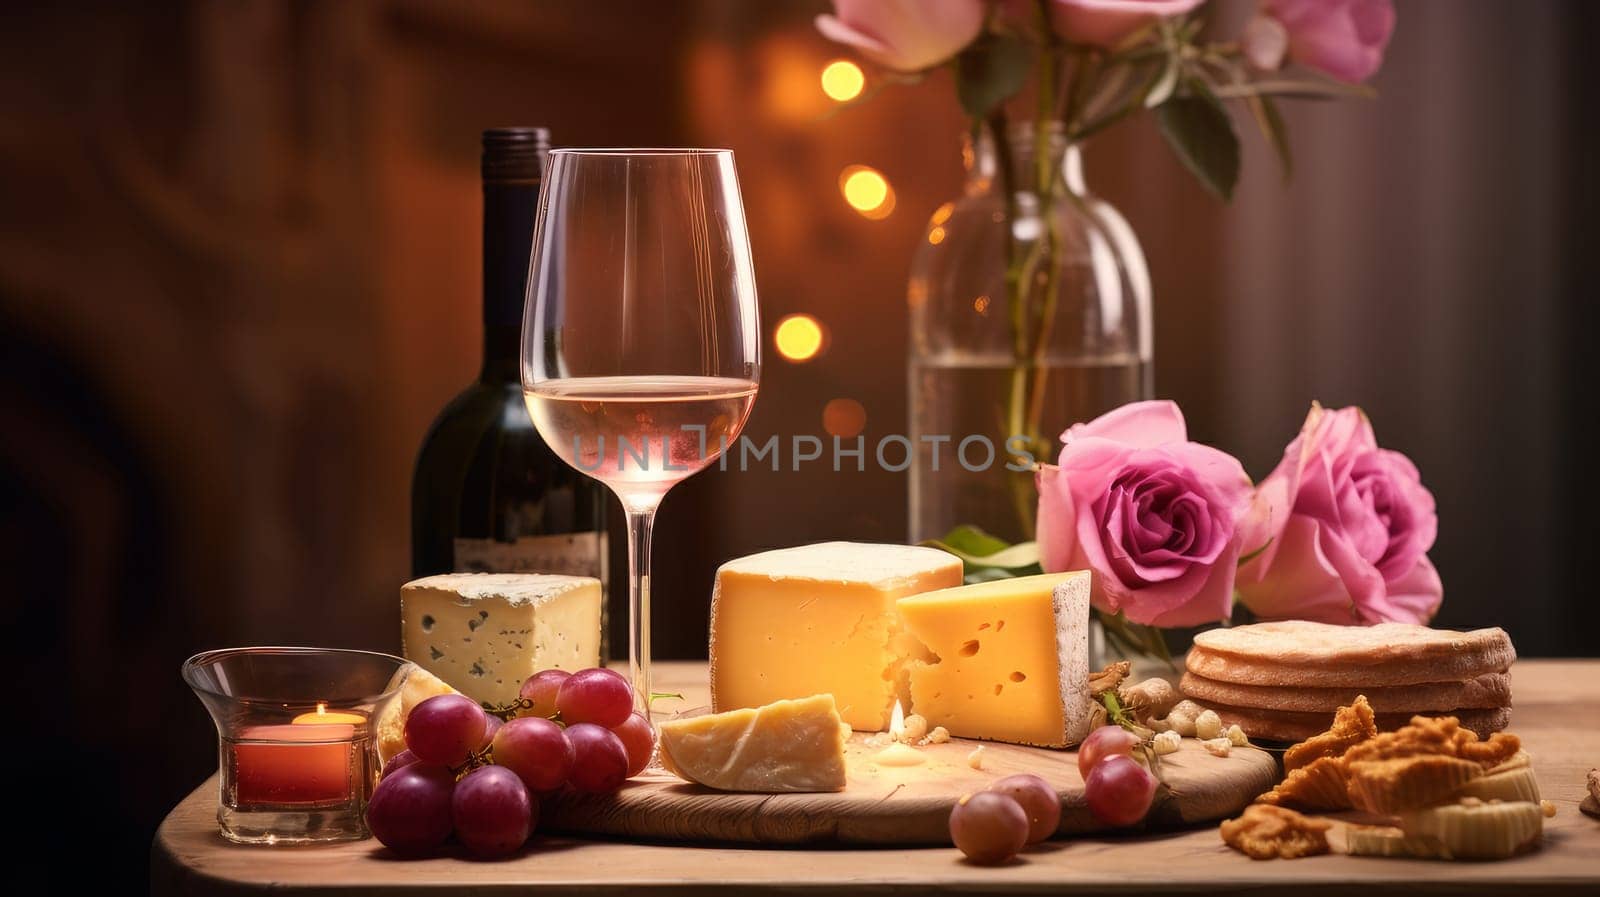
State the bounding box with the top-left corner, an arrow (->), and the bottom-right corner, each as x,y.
522,149 -> 761,718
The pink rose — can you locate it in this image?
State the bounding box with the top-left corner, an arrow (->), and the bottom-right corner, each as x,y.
1036,401 -> 1253,628
815,0 -> 986,73
1263,0 -> 1396,83
1033,0 -> 1205,48
1237,404 -> 1441,625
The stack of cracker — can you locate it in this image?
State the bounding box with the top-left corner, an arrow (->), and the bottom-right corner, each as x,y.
1181,621 -> 1516,743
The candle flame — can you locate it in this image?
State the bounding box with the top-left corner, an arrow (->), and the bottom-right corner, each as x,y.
315,702 -> 328,716
889,699 -> 906,741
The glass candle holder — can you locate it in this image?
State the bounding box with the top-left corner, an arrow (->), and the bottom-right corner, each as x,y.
183,647 -> 412,845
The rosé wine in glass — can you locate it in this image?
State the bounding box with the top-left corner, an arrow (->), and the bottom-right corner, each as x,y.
524,375 -> 758,506
521,148 -> 761,726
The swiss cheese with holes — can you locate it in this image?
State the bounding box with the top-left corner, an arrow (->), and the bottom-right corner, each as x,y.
896,572 -> 1093,748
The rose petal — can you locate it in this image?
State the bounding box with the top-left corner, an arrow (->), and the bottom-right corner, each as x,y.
817,0 -> 985,72
1061,399 -> 1187,450
1364,554 -> 1443,624
1042,0 -> 1206,49
1036,464 -> 1082,576
1237,514 -> 1372,624
1133,550 -> 1237,628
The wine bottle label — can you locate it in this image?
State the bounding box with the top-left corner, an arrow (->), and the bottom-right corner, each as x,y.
453,532 -> 607,578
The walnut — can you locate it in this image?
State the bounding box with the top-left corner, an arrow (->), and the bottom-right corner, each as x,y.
1088,661 -> 1131,697
1120,677 -> 1178,719
1284,695 -> 1377,773
1220,804 -> 1332,860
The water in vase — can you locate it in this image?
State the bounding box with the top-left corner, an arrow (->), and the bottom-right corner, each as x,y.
908,350 -> 1151,544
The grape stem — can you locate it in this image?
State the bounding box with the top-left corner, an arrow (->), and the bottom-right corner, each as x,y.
481,697 -> 561,724
1097,691 -> 1169,786
452,745 -> 495,779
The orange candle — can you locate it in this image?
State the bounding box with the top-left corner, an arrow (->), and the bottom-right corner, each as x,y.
291,703 -> 367,726
233,723 -> 355,806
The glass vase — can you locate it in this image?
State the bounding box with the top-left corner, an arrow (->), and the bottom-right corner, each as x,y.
908,122 -> 1152,545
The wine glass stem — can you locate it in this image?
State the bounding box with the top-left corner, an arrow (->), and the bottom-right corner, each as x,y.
624,506 -> 655,718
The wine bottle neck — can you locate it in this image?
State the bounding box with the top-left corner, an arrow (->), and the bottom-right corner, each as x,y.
481,179 -> 539,381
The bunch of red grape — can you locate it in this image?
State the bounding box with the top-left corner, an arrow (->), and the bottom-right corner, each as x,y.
946,725 -> 1161,864
367,667 -> 654,858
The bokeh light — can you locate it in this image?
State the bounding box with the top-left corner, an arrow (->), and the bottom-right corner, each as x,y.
823,398 -> 868,438
839,165 -> 895,220
820,60 -> 865,102
774,314 -> 826,362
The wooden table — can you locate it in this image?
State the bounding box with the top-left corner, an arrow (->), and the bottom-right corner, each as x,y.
152,659 -> 1600,896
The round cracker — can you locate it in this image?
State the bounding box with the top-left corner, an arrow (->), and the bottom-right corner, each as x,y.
1179,670 -> 1511,714
1210,704 -> 1512,745
1187,621 -> 1515,687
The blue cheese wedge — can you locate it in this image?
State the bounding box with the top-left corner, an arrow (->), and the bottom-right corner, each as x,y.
400,573 -> 601,706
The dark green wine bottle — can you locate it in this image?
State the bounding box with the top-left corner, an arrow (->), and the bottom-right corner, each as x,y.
410,128 -> 608,643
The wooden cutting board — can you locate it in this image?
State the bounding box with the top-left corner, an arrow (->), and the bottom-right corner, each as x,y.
545,734 -> 1278,846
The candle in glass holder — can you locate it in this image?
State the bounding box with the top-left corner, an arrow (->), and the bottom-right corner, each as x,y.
185,647 -> 407,844
292,703 -> 368,726
233,722 -> 356,806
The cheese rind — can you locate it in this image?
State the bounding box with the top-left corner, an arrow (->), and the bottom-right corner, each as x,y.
658,694 -> 848,793
709,542 -> 963,731
400,573 -> 601,707
896,571 -> 1092,748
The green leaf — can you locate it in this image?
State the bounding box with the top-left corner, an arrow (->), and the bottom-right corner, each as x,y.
1154,82 -> 1240,201
1247,94 -> 1293,181
925,529 -> 1039,570
922,526 -> 1042,583
934,524 -> 1010,558
960,562 -> 1036,585
954,33 -> 1033,121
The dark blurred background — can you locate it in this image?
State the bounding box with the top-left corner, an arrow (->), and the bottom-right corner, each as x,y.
1,0 -> 1594,882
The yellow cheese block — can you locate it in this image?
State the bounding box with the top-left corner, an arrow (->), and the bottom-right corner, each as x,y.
375,665 -> 459,762
709,542 -> 963,731
658,694 -> 849,793
896,571 -> 1093,748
